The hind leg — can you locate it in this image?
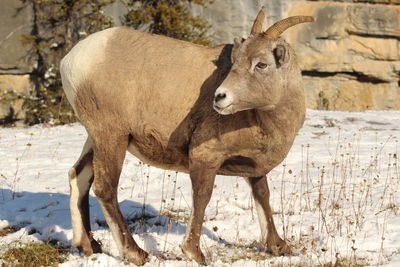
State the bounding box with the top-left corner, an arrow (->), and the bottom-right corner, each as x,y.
69,136 -> 101,255
91,133 -> 148,265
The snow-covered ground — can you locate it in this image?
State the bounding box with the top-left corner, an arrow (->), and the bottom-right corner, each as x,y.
0,109 -> 399,266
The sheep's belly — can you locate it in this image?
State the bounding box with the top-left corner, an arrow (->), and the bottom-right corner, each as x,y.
127,141 -> 189,173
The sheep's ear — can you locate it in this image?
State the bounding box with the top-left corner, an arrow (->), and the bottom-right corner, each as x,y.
273,44 -> 289,67
250,6 -> 267,35
232,37 -> 245,63
233,37 -> 245,47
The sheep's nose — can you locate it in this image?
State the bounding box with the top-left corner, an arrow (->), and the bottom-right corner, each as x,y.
214,93 -> 226,103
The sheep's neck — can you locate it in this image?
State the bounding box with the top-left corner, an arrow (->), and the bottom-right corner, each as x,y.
254,98 -> 305,135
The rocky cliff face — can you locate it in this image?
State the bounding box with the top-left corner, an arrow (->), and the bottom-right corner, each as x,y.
193,0 -> 400,111
287,1 -> 400,111
0,0 -> 34,124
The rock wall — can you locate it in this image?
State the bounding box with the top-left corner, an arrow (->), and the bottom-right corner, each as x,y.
0,0 -> 34,124
286,1 -> 400,111
0,74 -> 30,125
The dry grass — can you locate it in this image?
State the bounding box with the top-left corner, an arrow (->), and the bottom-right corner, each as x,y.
0,241 -> 67,266
272,129 -> 399,266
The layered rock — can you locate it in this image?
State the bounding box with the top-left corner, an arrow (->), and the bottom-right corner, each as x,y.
0,74 -> 30,125
0,0 -> 34,125
286,1 -> 400,110
0,0 -> 35,74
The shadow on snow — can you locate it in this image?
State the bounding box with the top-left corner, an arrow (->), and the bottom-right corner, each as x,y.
0,189 -> 224,255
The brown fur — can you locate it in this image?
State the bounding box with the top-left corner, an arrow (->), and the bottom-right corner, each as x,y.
62,8 -> 312,265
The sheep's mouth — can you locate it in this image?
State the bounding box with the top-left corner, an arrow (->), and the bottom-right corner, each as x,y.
213,103 -> 234,115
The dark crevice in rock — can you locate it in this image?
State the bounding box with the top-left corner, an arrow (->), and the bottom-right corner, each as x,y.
352,0 -> 400,5
302,70 -> 388,84
0,68 -> 32,75
0,67 -> 18,71
306,0 -> 400,6
346,30 -> 400,40
315,36 -> 338,40
398,72 -> 400,87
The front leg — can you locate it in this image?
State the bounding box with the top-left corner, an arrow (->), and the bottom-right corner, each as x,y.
247,176 -> 291,255
181,167 -> 216,264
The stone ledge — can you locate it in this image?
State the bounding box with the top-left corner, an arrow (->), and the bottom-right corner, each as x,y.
0,74 -> 31,122
306,0 -> 400,5
353,0 -> 400,5
0,0 -> 35,74
286,1 -> 400,83
304,77 -> 400,111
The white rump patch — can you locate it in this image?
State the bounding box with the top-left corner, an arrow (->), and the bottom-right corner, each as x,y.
60,27 -> 119,114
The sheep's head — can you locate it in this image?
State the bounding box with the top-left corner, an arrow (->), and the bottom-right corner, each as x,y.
213,8 -> 314,115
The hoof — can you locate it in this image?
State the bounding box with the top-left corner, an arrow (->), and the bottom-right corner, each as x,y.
77,236 -> 102,256
124,248 -> 149,266
266,238 -> 292,256
90,239 -> 102,254
181,242 -> 206,265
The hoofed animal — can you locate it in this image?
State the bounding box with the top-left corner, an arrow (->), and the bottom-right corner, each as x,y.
60,7 -> 314,265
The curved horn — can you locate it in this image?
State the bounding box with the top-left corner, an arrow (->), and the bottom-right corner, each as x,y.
250,6 -> 267,35
263,16 -> 315,40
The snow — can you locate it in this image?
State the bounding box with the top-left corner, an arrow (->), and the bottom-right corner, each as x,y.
0,109 -> 399,266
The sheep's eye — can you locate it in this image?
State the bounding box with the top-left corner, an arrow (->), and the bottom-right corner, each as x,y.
256,62 -> 268,69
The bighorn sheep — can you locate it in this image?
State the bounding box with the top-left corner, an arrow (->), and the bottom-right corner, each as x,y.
60,7 -> 314,265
